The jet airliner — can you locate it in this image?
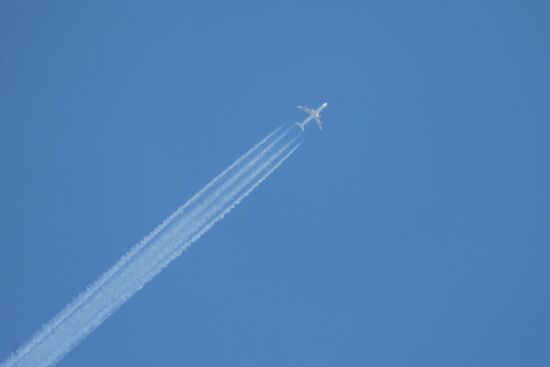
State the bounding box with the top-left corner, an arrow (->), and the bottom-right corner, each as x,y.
296,102 -> 328,131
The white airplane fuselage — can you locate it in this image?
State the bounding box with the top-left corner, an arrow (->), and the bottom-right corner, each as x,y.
296,102 -> 328,131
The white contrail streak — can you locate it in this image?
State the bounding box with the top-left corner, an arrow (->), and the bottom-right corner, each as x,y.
3,126 -> 286,365
2,126 -> 303,367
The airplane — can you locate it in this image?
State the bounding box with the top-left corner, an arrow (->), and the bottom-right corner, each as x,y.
296,102 -> 328,131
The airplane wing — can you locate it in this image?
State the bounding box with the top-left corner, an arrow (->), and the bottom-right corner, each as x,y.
315,117 -> 323,130
297,105 -> 314,114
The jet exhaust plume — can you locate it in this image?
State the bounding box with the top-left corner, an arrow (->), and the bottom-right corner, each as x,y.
1,125 -> 302,367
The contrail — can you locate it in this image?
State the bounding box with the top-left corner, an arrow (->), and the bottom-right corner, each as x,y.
2,125 -> 303,367
4,126 -> 288,365
4,126 -> 287,366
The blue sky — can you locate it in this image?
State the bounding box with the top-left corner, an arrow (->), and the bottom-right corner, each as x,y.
1,1 -> 549,366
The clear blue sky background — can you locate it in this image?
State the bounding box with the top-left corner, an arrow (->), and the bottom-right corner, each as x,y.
1,1 -> 549,366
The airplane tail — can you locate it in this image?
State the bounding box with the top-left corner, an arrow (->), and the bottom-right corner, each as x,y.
295,122 -> 305,131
